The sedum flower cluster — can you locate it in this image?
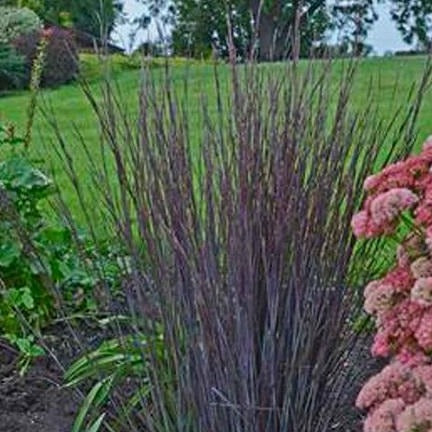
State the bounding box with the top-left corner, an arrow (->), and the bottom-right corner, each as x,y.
352,137 -> 432,432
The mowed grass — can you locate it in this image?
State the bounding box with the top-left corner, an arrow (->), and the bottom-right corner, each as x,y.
0,56 -> 431,227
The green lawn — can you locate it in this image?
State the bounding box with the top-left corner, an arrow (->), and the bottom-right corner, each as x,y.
0,56 -> 431,226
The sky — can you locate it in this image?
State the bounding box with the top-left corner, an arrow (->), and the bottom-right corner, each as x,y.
112,0 -> 412,55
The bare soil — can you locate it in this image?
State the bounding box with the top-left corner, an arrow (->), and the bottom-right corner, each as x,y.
0,340 -> 79,432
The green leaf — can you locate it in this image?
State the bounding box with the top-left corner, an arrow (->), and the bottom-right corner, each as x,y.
72,381 -> 104,432
0,156 -> 52,191
0,240 -> 21,267
72,378 -> 113,432
86,413 -> 106,432
21,287 -> 35,310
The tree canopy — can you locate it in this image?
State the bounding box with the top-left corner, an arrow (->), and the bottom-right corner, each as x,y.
389,0 -> 432,50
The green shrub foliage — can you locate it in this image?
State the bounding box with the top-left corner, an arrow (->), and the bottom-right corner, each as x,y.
0,42 -> 26,91
0,123 -> 122,368
0,7 -> 42,44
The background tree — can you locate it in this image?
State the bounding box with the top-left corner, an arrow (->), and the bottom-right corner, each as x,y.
136,0 -> 331,60
389,0 -> 432,51
331,0 -> 382,56
249,0 -> 330,60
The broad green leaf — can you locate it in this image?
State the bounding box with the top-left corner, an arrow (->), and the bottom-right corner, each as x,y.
0,240 -> 21,267
21,288 -> 34,310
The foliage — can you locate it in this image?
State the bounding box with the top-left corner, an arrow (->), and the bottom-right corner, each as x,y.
352,137 -> 432,431
0,122 -> 124,372
79,53 -> 142,82
0,42 -> 26,91
389,0 -> 432,50
137,0 -> 332,60
65,329 -> 165,431
13,27 -> 79,88
0,6 -> 42,45
3,0 -> 123,37
79,52 -> 213,82
331,0 -> 382,56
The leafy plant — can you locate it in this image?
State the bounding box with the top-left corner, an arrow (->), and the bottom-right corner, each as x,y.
0,123 -> 124,367
0,6 -> 42,45
65,329 -> 164,432
0,42 -> 26,91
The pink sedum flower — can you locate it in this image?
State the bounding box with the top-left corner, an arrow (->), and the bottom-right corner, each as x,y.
415,309 -> 432,351
415,203 -> 432,226
411,258 -> 432,279
424,136 -> 432,152
398,234 -> 427,267
370,188 -> 419,226
396,346 -> 430,368
364,283 -> 398,316
414,366 -> 432,395
396,397 -> 432,432
354,138 -> 432,432
412,278 -> 432,306
363,398 -> 405,432
356,362 -> 423,411
372,300 -> 424,358
365,267 -> 414,311
384,266 -> 415,294
372,331 -> 392,358
351,210 -> 383,238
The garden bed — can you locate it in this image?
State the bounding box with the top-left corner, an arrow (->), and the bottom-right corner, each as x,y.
0,339 -> 78,432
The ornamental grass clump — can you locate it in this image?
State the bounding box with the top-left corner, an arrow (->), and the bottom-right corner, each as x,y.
45,52 -> 432,431
353,136 -> 432,432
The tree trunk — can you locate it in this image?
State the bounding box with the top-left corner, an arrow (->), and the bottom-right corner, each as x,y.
251,0 -> 287,61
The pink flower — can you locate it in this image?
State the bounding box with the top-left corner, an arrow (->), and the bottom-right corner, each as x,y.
365,283 -> 398,316
412,278 -> 432,306
396,346 -> 430,368
356,362 -> 424,410
396,397 -> 432,432
373,300 -> 424,357
353,142 -> 432,432
364,267 -> 414,309
415,309 -> 432,351
363,398 -> 405,432
370,188 -> 419,226
411,258 -> 432,279
423,136 -> 432,152
351,210 -> 383,238
372,331 -> 392,357
398,234 -> 426,267
414,366 -> 432,395
416,203 -> 432,226
384,266 -> 415,294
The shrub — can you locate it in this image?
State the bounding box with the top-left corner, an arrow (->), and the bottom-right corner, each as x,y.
0,7 -> 42,45
79,52 -> 141,82
78,52 -> 210,82
13,27 -> 79,88
352,137 -> 432,431
0,42 -> 26,91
